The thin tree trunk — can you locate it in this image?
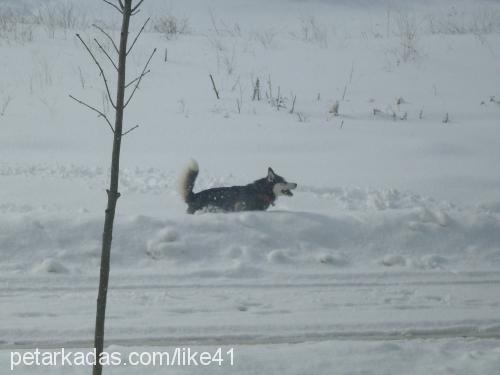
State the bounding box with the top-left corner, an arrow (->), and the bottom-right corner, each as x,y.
70,2 -> 153,373
93,1 -> 131,375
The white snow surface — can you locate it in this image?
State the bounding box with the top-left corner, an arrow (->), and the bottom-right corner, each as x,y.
1,0 -> 500,373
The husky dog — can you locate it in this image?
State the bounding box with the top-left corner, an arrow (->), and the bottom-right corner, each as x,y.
179,160 -> 297,214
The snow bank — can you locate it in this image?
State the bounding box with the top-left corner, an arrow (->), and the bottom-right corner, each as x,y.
1,201 -> 499,277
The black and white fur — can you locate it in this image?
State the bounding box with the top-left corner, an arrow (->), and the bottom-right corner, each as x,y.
179,160 -> 297,214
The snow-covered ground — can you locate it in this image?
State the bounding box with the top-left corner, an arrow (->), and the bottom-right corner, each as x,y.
1,0 -> 500,373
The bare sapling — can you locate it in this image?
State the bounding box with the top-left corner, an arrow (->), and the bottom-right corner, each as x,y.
289,94 -> 296,114
69,1 -> 156,375
276,86 -> 285,110
252,77 -> 260,101
209,73 -> 220,99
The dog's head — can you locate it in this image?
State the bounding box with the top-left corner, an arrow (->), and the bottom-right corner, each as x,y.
267,167 -> 297,197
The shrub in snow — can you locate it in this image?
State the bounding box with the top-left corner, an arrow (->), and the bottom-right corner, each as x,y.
33,3 -> 88,38
0,8 -> 34,44
253,29 -> 277,49
428,7 -> 500,35
329,101 -> 339,116
394,12 -> 420,63
292,16 -> 328,48
153,15 -> 189,40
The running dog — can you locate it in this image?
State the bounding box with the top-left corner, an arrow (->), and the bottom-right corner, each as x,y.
179,160 -> 297,214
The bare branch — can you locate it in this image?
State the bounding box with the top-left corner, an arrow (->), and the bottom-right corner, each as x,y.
118,0 -> 124,8
69,95 -> 115,134
92,24 -> 119,54
121,124 -> 139,136
76,33 -> 116,109
102,0 -> 123,13
131,0 -> 145,13
124,48 -> 157,108
131,9 -> 141,16
125,69 -> 150,88
94,38 -> 118,70
127,17 -> 150,56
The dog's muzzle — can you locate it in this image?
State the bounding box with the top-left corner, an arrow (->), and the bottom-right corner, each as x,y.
282,183 -> 297,196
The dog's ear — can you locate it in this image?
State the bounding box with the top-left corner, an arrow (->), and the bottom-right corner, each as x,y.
267,167 -> 275,181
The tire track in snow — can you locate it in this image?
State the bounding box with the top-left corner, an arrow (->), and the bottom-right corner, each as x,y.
2,278 -> 500,293
6,327 -> 500,350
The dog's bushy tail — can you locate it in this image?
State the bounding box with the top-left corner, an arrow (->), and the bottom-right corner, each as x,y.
178,159 -> 199,203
